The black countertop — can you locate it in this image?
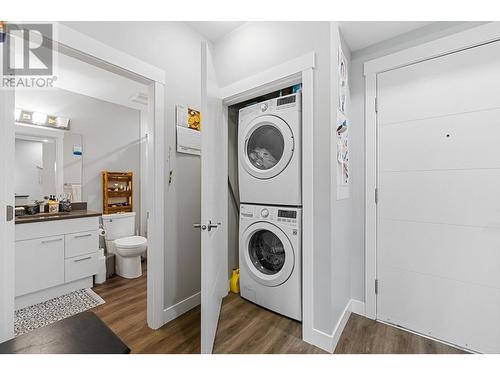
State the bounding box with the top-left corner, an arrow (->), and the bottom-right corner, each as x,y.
15,210 -> 102,224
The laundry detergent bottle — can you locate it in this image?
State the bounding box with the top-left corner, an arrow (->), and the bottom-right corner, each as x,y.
230,268 -> 240,294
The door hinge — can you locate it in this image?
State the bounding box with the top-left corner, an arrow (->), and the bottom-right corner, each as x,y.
375,97 -> 378,113
375,188 -> 378,204
375,279 -> 379,294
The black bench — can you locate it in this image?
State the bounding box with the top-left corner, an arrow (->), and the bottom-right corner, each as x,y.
0,311 -> 130,354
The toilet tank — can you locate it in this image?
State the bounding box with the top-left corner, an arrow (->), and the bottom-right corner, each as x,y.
102,212 -> 136,240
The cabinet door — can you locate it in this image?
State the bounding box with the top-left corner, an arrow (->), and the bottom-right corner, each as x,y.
15,236 -> 65,297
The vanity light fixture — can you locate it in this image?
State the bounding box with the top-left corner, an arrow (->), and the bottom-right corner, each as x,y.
20,110 -> 33,122
15,108 -> 70,130
32,112 -> 48,125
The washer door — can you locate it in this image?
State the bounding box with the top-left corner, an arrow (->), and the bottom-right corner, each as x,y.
242,221 -> 295,287
240,115 -> 294,180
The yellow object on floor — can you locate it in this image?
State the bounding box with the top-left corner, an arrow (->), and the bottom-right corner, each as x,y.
230,268 -> 240,294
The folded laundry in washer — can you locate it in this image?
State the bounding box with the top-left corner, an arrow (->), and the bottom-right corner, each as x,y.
248,147 -> 278,169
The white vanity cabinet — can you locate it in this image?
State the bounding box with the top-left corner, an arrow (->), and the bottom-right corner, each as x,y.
15,215 -> 100,309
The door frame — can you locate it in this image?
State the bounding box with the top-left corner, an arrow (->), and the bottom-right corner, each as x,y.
220,52 -> 316,346
364,22 -> 500,320
0,22 -> 167,343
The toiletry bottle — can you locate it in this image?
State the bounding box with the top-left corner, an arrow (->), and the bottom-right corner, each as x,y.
48,195 -> 59,213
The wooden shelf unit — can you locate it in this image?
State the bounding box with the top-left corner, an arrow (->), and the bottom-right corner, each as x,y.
102,171 -> 133,214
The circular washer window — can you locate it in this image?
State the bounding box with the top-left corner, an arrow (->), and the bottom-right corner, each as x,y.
248,229 -> 285,275
246,125 -> 285,171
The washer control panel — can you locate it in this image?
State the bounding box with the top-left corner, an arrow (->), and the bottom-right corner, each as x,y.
240,204 -> 301,227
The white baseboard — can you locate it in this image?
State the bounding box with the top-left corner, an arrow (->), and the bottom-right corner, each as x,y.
163,292 -> 200,324
305,298 -> 366,353
350,299 -> 365,316
331,300 -> 352,352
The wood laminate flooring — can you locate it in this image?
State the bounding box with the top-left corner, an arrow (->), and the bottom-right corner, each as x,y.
91,263 -> 465,354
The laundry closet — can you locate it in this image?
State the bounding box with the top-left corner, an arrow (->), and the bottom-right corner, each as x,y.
226,84 -> 303,321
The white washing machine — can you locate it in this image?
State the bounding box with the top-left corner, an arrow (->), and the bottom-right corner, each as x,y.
239,203 -> 302,321
238,93 -> 301,206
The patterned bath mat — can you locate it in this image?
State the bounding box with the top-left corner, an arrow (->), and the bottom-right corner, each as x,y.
14,288 -> 105,336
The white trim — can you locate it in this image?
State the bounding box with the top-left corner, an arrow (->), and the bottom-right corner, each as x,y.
350,299 -> 366,316
0,87 -> 15,344
364,22 -> 500,75
146,82 -> 166,329
306,299 -> 353,353
301,68 -> 315,348
363,22 -> 500,321
221,52 -> 315,104
56,23 -> 166,84
364,72 -> 377,320
139,110 -> 148,237
163,292 -> 201,322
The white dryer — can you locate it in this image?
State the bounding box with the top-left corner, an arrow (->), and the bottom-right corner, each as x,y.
239,203 -> 302,321
238,93 -> 301,206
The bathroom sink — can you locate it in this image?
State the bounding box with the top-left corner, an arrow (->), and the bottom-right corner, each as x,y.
16,212 -> 72,221
35,212 -> 72,218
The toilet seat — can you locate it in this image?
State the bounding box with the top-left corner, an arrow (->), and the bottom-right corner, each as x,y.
114,236 -> 147,249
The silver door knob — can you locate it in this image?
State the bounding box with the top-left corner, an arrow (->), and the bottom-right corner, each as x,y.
193,223 -> 207,230
207,220 -> 221,232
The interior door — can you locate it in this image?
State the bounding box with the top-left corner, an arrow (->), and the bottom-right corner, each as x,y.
376,40 -> 500,353
199,41 -> 228,354
0,46 -> 15,343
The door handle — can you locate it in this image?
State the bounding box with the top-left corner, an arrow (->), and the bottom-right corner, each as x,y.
74,256 -> 92,262
193,223 -> 207,231
207,220 -> 221,232
74,233 -> 92,239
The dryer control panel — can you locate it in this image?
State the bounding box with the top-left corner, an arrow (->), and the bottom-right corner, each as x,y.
240,204 -> 301,228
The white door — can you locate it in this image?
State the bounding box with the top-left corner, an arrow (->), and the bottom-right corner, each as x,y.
0,47 -> 15,343
377,40 -> 500,353
199,41 -> 228,354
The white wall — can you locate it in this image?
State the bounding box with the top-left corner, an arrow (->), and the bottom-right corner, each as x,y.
214,21 -> 352,340
63,22 -> 205,311
348,21 -> 487,302
16,88 -> 142,232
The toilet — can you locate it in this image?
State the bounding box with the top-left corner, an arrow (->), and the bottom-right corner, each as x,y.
101,212 -> 147,279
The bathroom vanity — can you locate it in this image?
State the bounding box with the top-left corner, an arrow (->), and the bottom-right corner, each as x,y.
15,211 -> 101,309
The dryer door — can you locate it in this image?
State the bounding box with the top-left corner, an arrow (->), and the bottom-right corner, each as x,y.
242,221 -> 295,287
240,115 -> 294,180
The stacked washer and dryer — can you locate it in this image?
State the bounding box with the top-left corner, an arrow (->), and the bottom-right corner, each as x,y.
238,93 -> 302,321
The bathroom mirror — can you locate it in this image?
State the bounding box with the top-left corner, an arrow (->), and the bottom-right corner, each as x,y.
14,126 -> 83,204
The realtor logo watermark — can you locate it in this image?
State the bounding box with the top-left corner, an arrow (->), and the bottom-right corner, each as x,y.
1,22 -> 57,88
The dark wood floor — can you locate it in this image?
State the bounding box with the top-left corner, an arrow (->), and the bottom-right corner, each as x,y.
335,314 -> 465,354
91,263 -> 465,354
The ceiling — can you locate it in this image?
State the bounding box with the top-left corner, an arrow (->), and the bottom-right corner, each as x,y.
186,21 -> 436,51
339,21 -> 434,52
185,21 -> 246,42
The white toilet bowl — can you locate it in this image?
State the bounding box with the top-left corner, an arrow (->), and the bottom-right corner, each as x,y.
113,236 -> 147,279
